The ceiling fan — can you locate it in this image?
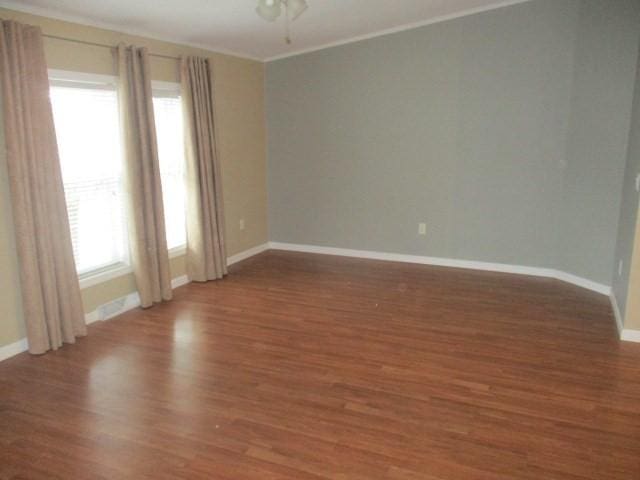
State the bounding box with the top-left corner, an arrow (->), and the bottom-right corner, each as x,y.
256,0 -> 309,44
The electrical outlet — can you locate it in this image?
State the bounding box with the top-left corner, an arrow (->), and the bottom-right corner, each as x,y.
619,260 -> 624,276
418,223 -> 427,236
239,219 -> 245,231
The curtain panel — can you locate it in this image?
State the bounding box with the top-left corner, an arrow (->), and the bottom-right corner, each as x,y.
117,44 -> 172,307
181,56 -> 227,282
0,20 -> 86,354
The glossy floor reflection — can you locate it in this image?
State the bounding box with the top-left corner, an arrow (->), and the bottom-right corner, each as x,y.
2,250 -> 640,479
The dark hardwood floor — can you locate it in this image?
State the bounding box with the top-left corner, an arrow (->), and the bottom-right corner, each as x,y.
2,250 -> 640,479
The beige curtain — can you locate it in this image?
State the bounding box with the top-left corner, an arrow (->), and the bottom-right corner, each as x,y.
181,56 -> 227,282
117,44 -> 172,307
0,20 -> 86,354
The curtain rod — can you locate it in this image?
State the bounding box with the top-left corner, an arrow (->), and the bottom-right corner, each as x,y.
42,33 -> 180,61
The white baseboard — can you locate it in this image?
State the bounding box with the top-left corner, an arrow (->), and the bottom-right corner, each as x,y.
621,329 -> 640,342
171,274 -> 190,289
0,243 -> 272,363
228,242 -> 270,266
607,292 -> 640,342
552,271 -> 610,296
268,242 -> 611,296
85,310 -> 101,325
610,293 -> 624,336
2,289 -> 144,361
3,241 -> 624,360
0,338 -> 29,362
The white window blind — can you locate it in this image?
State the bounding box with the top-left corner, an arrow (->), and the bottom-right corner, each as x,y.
153,86 -> 187,252
49,76 -> 129,276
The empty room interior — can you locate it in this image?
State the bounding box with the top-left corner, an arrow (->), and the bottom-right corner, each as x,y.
2,0 -> 640,478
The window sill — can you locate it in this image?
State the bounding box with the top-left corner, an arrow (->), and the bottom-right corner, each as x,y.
78,247 -> 186,290
169,245 -> 187,259
79,263 -> 133,290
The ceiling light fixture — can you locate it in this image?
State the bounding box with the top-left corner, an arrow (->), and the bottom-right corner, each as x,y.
256,0 -> 308,44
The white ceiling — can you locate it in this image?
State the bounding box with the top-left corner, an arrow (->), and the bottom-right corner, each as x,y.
2,0 -> 532,61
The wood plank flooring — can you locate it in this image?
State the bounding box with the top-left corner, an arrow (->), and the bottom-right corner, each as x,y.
1,250 -> 640,479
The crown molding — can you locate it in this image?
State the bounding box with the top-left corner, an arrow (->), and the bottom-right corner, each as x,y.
4,0 -> 534,63
0,0 -> 264,62
265,0 -> 534,62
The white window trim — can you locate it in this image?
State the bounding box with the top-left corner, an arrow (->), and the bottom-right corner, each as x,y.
50,68 -> 130,289
169,245 -> 187,258
78,247 -> 187,290
152,80 -> 181,95
50,71 -> 187,289
153,81 -> 187,253
49,69 -> 117,87
78,263 -> 133,290
50,71 -> 178,91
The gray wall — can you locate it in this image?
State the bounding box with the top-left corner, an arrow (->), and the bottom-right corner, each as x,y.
612,36 -> 640,318
559,0 -> 640,283
267,0 -> 640,285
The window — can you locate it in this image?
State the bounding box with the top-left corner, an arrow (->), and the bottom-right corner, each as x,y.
49,71 -> 129,277
49,71 -> 187,283
153,82 -> 187,252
